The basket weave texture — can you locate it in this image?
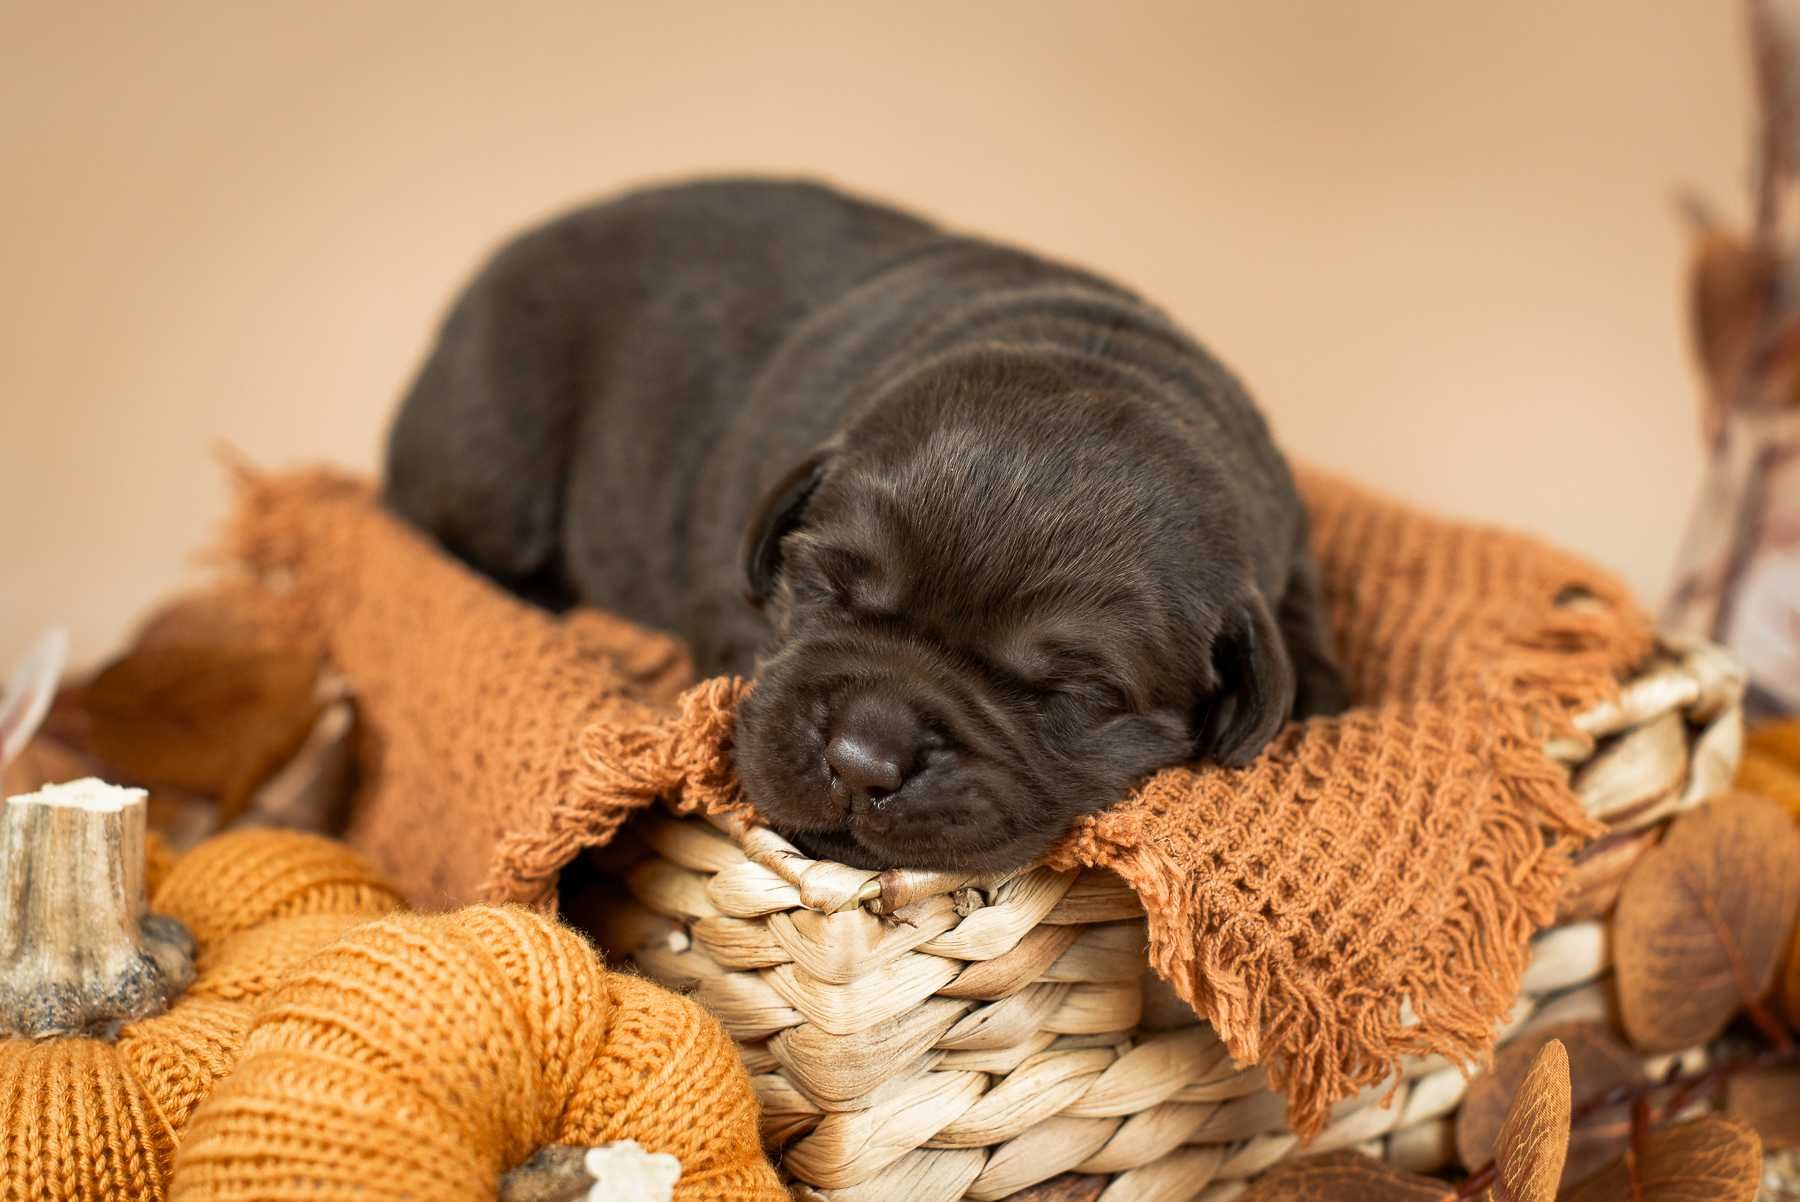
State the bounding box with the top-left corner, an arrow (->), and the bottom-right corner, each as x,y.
596,637 -> 1743,1200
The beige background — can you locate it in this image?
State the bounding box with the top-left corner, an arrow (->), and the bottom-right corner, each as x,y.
0,1 -> 1753,667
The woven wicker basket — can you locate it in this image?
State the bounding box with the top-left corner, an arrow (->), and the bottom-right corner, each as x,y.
583,635 -> 1746,1201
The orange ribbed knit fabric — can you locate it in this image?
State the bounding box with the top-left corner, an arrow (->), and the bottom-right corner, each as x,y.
0,831 -> 404,1202
169,905 -> 786,1202
220,469 -> 701,911
218,465 -> 1653,1136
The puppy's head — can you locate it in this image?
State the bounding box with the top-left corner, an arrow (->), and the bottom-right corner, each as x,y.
732,351 -> 1293,871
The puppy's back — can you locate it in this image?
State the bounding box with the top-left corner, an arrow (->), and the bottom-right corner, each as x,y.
385,178 -> 941,611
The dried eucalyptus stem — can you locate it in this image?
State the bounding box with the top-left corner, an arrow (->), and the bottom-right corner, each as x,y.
0,778 -> 195,1039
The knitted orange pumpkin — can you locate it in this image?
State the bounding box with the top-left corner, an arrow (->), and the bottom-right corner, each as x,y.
171,905 -> 787,1202
0,779 -> 403,1202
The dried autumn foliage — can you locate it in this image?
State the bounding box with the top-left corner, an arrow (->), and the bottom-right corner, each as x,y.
1458,1024 -> 1640,1192
1686,228 -> 1791,438
76,641 -> 324,825
1562,1115 -> 1763,1202
1738,719 -> 1800,822
1733,722 -> 1800,1026
1477,1039 -> 1571,1202
1234,1152 -> 1453,1202
1728,1065 -> 1800,1151
1663,0 -> 1800,716
126,581 -> 289,653
1789,927 -> 1800,1029
1613,792 -> 1800,1052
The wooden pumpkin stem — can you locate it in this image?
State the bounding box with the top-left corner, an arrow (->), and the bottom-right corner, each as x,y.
500,1143 -> 682,1202
499,1147 -> 592,1202
0,777 -> 196,1039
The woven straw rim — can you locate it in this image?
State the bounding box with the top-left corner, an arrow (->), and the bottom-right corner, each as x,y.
690,636 -> 1744,918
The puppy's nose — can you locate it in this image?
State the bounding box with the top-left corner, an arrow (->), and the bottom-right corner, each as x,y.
824,694 -> 919,801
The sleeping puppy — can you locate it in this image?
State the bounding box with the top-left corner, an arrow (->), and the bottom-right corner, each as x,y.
385,178 -> 1349,873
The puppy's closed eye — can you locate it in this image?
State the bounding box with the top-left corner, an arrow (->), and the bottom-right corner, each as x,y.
789,539 -> 901,616
1044,679 -> 1133,725
1008,642 -> 1134,715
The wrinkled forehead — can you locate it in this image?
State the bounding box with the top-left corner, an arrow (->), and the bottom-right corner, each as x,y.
810,450 -> 1166,631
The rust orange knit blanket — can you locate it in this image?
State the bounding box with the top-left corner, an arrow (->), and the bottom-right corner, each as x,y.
216,465 -> 1653,1137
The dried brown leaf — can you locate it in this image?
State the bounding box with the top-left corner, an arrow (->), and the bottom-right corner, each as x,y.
1740,729 -> 1800,1028
129,585 -> 292,653
1741,720 -> 1800,825
1788,919 -> 1800,1030
1613,792 -> 1800,1053
1236,1151 -> 1453,1202
1457,1023 -> 1644,1190
1484,1039 -> 1570,1202
1728,1066 -> 1800,1151
78,641 -> 324,823
1683,230 -> 1800,418
1763,316 -> 1800,411
1562,1115 -> 1763,1202
0,733 -> 99,799
1689,231 -> 1776,432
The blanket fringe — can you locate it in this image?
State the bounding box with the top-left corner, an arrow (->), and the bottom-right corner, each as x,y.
1083,547 -> 1650,1137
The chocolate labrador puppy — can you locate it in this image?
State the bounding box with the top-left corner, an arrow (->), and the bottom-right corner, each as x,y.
385,178 -> 1348,872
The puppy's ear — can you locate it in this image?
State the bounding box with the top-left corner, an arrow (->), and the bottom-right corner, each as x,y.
742,450 -> 831,606
1194,589 -> 1296,768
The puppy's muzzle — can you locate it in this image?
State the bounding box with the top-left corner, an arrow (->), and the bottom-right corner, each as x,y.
822,692 -> 922,813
